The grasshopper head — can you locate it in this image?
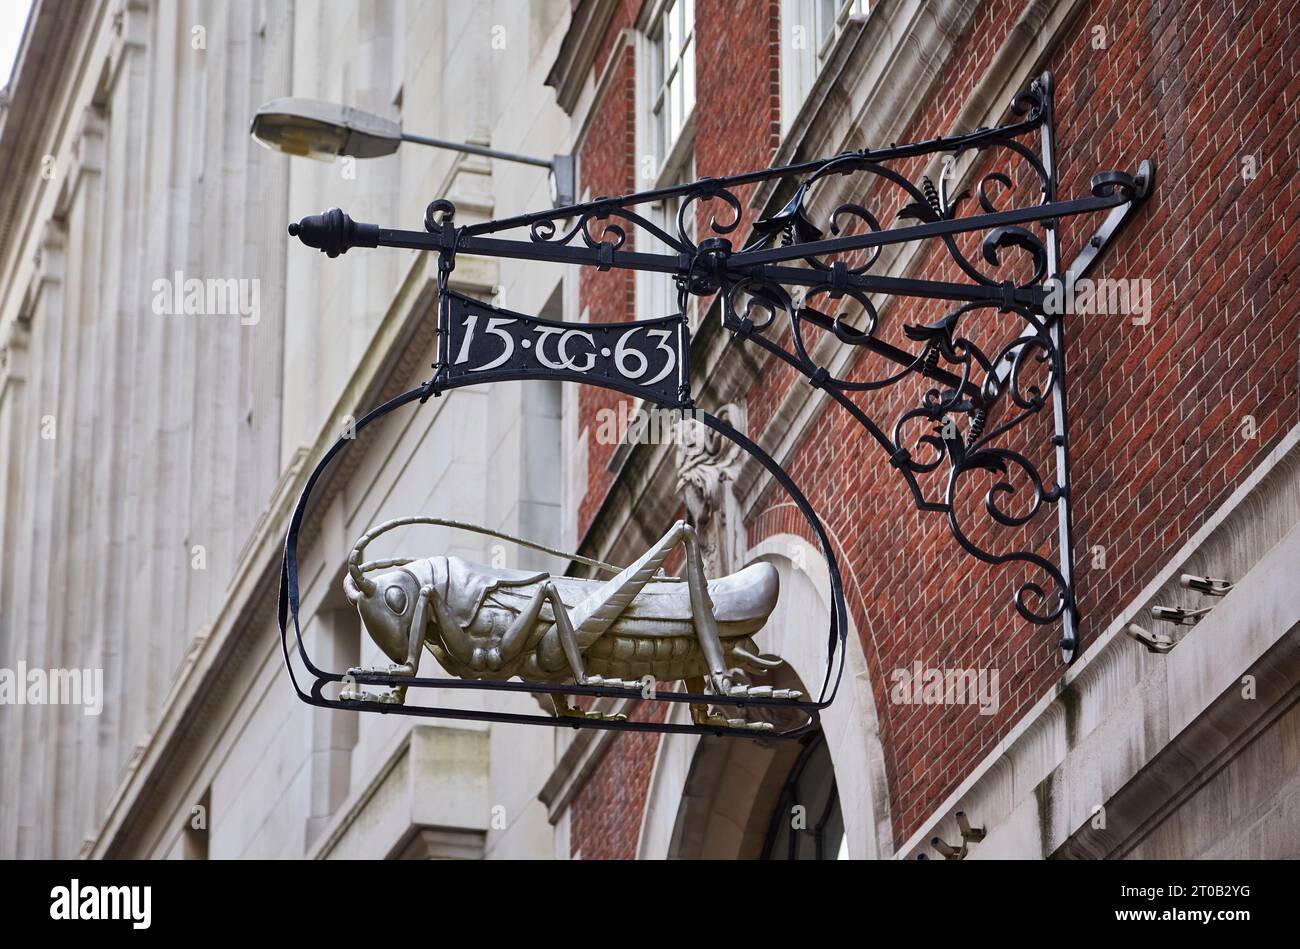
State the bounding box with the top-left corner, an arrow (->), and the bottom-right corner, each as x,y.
345,567 -> 420,664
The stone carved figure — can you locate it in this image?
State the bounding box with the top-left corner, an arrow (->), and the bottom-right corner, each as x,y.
342,517 -> 795,731
675,403 -> 747,576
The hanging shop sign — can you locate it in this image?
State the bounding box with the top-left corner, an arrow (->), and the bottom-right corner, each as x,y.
278,72 -> 1154,739
442,291 -> 691,407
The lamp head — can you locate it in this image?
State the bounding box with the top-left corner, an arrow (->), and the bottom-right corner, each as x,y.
250,97 -> 401,161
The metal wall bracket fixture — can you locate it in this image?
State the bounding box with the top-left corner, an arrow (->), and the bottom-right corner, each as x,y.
286,71 -> 1153,673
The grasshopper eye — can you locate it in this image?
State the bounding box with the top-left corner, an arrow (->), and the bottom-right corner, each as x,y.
384,586 -> 408,615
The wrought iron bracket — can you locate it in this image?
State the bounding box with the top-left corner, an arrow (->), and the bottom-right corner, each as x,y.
288,72 -> 1154,665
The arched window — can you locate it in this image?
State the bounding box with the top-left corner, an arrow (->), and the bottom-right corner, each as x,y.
761,732 -> 847,860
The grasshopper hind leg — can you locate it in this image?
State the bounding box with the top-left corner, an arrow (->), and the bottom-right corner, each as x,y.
550,693 -> 628,723
684,675 -> 716,727
683,676 -> 774,733
535,580 -> 628,723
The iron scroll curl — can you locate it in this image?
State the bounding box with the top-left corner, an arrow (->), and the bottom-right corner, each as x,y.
277,297 -> 850,740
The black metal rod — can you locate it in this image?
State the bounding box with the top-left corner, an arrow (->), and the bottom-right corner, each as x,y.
462,116 -> 1045,237
758,262 -> 1046,305
797,305 -> 975,398
341,670 -> 820,711
732,190 -> 1130,268
304,691 -> 820,739
361,227 -> 1049,306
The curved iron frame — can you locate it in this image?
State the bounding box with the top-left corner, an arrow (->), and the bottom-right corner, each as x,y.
279,371 -> 845,740
280,71 -> 1154,737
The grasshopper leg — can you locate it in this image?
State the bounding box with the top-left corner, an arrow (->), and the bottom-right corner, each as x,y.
684,676 -> 713,726
682,675 -> 774,732
541,580 -> 628,722
540,519 -> 745,725
563,519 -> 731,692
341,584 -> 435,706
677,522 -> 734,697
549,693 -> 628,723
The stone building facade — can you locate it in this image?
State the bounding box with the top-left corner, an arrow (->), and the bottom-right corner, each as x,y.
1,0 -> 1298,861
0,0 -> 575,859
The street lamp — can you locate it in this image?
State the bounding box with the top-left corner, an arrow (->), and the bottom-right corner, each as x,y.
250,97 -> 575,206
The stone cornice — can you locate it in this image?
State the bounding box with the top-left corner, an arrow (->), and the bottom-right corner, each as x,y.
99,0 -> 149,103
0,0 -> 96,311
308,725 -> 491,860
545,0 -> 620,116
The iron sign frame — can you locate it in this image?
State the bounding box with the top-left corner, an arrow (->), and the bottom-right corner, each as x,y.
279,71 -> 1154,738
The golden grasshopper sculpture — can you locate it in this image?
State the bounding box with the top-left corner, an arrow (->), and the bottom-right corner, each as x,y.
342,517 -> 796,731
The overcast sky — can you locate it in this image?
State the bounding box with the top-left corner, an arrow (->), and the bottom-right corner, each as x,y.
1,0 -> 35,89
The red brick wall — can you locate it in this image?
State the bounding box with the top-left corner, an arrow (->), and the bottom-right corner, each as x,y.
577,34 -> 638,534
567,0 -> 1300,854
567,699 -> 669,859
694,0 -> 782,233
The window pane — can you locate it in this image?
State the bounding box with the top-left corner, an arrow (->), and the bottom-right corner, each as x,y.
651,0 -> 695,161
666,0 -> 680,62
817,0 -> 837,45
761,733 -> 845,860
652,29 -> 664,93
682,36 -> 695,119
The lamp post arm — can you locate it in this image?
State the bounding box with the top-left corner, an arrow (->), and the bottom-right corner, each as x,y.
399,132 -> 555,169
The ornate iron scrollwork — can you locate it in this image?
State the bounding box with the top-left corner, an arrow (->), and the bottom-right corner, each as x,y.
287,71 -> 1155,668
